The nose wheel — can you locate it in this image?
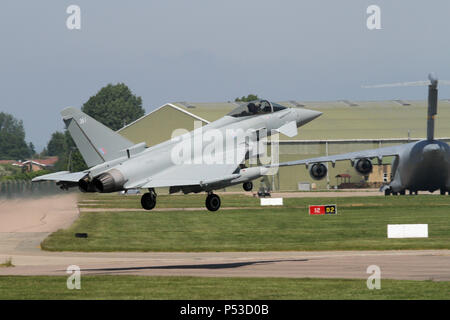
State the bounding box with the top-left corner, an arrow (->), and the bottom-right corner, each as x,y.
205,193 -> 221,211
141,189 -> 157,210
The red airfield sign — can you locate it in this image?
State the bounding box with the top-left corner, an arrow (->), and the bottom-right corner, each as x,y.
309,204 -> 337,215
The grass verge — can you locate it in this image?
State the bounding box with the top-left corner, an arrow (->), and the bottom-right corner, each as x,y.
41,194 -> 450,252
0,276 -> 448,299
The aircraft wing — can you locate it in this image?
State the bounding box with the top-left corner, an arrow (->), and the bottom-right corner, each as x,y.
32,171 -> 88,182
124,139 -> 250,189
273,144 -> 406,168
125,163 -> 240,189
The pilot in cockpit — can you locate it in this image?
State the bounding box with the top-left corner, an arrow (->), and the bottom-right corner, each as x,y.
247,101 -> 272,114
247,102 -> 260,114
227,100 -> 286,118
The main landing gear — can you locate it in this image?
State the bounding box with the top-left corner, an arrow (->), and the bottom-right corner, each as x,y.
243,181 -> 253,192
384,188 -> 407,196
205,192 -> 221,212
140,188 -> 222,211
141,188 -> 157,210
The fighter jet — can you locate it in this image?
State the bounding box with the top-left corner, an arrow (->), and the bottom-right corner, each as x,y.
33,100 -> 322,211
275,74 -> 450,195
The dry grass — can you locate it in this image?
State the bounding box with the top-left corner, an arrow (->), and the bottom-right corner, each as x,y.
0,257 -> 14,268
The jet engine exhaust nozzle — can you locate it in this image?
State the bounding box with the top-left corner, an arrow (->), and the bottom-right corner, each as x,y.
78,178 -> 96,193
93,169 -> 126,193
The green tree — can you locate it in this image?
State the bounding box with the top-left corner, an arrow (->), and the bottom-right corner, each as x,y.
0,112 -> 32,160
46,132 -> 67,156
235,94 -> 259,103
28,142 -> 36,157
40,147 -> 48,157
82,83 -> 145,131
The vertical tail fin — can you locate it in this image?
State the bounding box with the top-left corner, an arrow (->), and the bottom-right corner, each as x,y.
427,74 -> 438,141
61,107 -> 134,167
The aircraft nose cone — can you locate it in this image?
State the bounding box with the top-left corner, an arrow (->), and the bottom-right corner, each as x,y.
297,108 -> 322,126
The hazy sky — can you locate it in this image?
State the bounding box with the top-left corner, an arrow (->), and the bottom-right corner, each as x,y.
1,0 -> 450,151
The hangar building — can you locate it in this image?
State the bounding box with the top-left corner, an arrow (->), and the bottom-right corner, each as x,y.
118,100 -> 450,191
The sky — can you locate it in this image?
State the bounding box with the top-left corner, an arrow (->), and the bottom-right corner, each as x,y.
1,0 -> 450,151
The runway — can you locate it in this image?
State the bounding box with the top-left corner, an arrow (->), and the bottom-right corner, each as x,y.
0,193 -> 449,281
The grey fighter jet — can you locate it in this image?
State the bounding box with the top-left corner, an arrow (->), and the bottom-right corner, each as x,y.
276,74 -> 450,195
33,100 -> 322,211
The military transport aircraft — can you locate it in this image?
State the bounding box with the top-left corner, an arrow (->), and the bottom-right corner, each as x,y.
33,100 -> 322,211
275,74 -> 450,195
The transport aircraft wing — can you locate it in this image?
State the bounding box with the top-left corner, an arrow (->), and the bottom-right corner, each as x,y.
276,74 -> 442,170
271,144 -> 405,168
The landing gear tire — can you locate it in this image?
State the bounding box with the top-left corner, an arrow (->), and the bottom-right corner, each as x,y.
141,192 -> 156,210
243,182 -> 253,192
205,193 -> 221,212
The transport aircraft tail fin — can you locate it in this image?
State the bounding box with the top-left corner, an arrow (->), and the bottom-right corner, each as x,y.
362,73 -> 450,141
426,74 -> 438,141
61,107 -> 134,167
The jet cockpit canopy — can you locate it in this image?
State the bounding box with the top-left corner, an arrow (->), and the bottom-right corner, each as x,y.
227,100 -> 287,118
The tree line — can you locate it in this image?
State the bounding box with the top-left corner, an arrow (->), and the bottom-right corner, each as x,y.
0,113 -> 35,160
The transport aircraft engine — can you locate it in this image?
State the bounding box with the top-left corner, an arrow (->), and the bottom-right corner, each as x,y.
354,158 -> 373,175
92,169 -> 126,193
309,163 -> 327,180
